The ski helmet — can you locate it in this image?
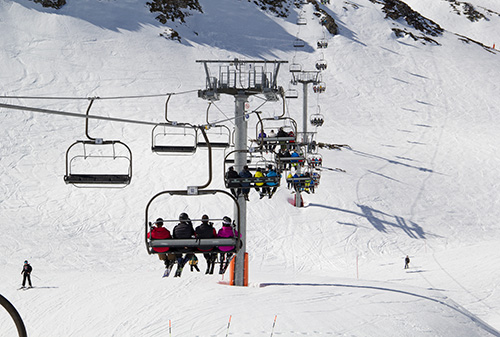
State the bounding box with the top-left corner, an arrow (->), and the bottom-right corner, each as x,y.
202,214 -> 209,220
222,216 -> 232,226
155,218 -> 164,226
179,212 -> 189,221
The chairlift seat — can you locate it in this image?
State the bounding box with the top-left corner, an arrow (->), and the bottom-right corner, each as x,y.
64,174 -> 131,185
152,145 -> 197,153
196,142 -> 230,149
149,238 -> 239,252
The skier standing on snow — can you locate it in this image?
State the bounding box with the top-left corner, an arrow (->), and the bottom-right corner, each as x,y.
21,260 -> 33,288
404,255 -> 410,269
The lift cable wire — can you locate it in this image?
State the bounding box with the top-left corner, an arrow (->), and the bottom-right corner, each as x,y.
0,102 -> 160,127
0,89 -> 199,101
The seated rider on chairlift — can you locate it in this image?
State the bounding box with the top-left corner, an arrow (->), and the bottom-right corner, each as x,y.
172,212 -> 195,277
148,218 -> 175,270
239,165 -> 252,201
263,165 -> 279,199
217,216 -> 240,274
195,214 -> 218,275
225,166 -> 240,198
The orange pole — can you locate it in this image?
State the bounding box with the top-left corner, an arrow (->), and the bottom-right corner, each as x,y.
229,253 -> 248,286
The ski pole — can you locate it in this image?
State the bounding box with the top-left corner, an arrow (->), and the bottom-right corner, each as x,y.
225,315 -> 232,337
270,315 -> 277,337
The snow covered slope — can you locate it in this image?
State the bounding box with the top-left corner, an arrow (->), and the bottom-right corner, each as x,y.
0,0 -> 499,335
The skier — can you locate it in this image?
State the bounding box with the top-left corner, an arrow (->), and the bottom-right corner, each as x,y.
195,214 -> 218,274
21,260 -> 33,288
147,218 -> 175,270
404,255 -> 410,269
239,165 -> 252,201
173,212 -> 195,277
254,167 -> 265,199
217,216 -> 240,274
189,255 -> 200,272
264,165 -> 279,199
225,166 -> 240,198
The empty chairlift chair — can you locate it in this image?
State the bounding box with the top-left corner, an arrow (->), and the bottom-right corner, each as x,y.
64,139 -> 132,187
151,123 -> 198,155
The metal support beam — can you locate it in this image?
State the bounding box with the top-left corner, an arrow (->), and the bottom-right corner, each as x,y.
233,94 -> 248,286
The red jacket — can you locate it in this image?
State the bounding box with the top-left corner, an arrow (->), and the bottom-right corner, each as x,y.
147,227 -> 171,252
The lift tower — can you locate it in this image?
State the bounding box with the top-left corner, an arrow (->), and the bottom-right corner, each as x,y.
290,69 -> 321,207
197,58 -> 287,286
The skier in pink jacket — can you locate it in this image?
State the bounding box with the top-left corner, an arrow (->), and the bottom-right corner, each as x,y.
217,216 -> 240,274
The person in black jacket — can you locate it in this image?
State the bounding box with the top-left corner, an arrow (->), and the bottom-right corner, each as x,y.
21,260 -> 33,288
225,166 -> 241,198
195,214 -> 218,274
173,213 -> 195,277
239,165 -> 252,201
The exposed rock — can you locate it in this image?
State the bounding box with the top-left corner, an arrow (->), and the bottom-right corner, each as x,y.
392,28 -> 440,45
146,0 -> 203,24
446,0 -> 487,22
160,28 -> 181,42
370,0 -> 444,37
311,0 -> 339,35
251,0 -> 290,17
29,0 -> 66,9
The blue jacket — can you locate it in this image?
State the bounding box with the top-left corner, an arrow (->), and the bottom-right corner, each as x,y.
266,169 -> 279,186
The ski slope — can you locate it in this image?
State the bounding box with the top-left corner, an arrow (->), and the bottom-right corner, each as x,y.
0,0 -> 500,335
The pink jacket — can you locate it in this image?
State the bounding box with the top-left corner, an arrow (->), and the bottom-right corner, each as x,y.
217,226 -> 240,252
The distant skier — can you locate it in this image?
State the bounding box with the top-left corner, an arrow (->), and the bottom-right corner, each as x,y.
404,255 -> 410,269
21,260 -> 33,288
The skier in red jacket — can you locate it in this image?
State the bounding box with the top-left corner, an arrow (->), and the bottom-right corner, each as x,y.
148,218 -> 174,269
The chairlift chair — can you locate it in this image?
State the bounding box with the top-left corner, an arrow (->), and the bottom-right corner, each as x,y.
151,123 -> 197,155
284,88 -> 299,99
317,39 -> 328,49
196,124 -> 231,149
293,38 -> 305,48
310,113 -> 325,127
64,139 -> 132,187
145,189 -> 242,255
289,63 -> 302,73
315,59 -> 327,71
297,16 -> 307,25
255,116 -> 298,152
312,82 -> 327,93
224,150 -> 281,189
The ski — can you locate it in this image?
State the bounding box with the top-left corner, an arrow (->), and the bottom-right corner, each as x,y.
163,266 -> 173,278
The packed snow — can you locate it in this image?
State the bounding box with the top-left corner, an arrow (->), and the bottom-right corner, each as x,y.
0,0 -> 499,336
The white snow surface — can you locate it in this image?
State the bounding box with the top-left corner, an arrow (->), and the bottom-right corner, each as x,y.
0,0 -> 500,336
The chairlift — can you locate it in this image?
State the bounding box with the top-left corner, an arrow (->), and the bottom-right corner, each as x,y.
151,123 -> 197,154
312,82 -> 327,93
306,153 -> 323,168
196,124 -> 231,149
310,113 -> 325,127
224,150 -> 281,189
317,39 -> 328,49
64,139 -> 132,187
284,88 -> 299,99
64,98 -> 132,187
293,38 -> 305,48
289,63 -> 302,73
315,59 -> 327,71
297,16 -> 307,25
145,189 -> 242,255
255,116 -> 298,152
